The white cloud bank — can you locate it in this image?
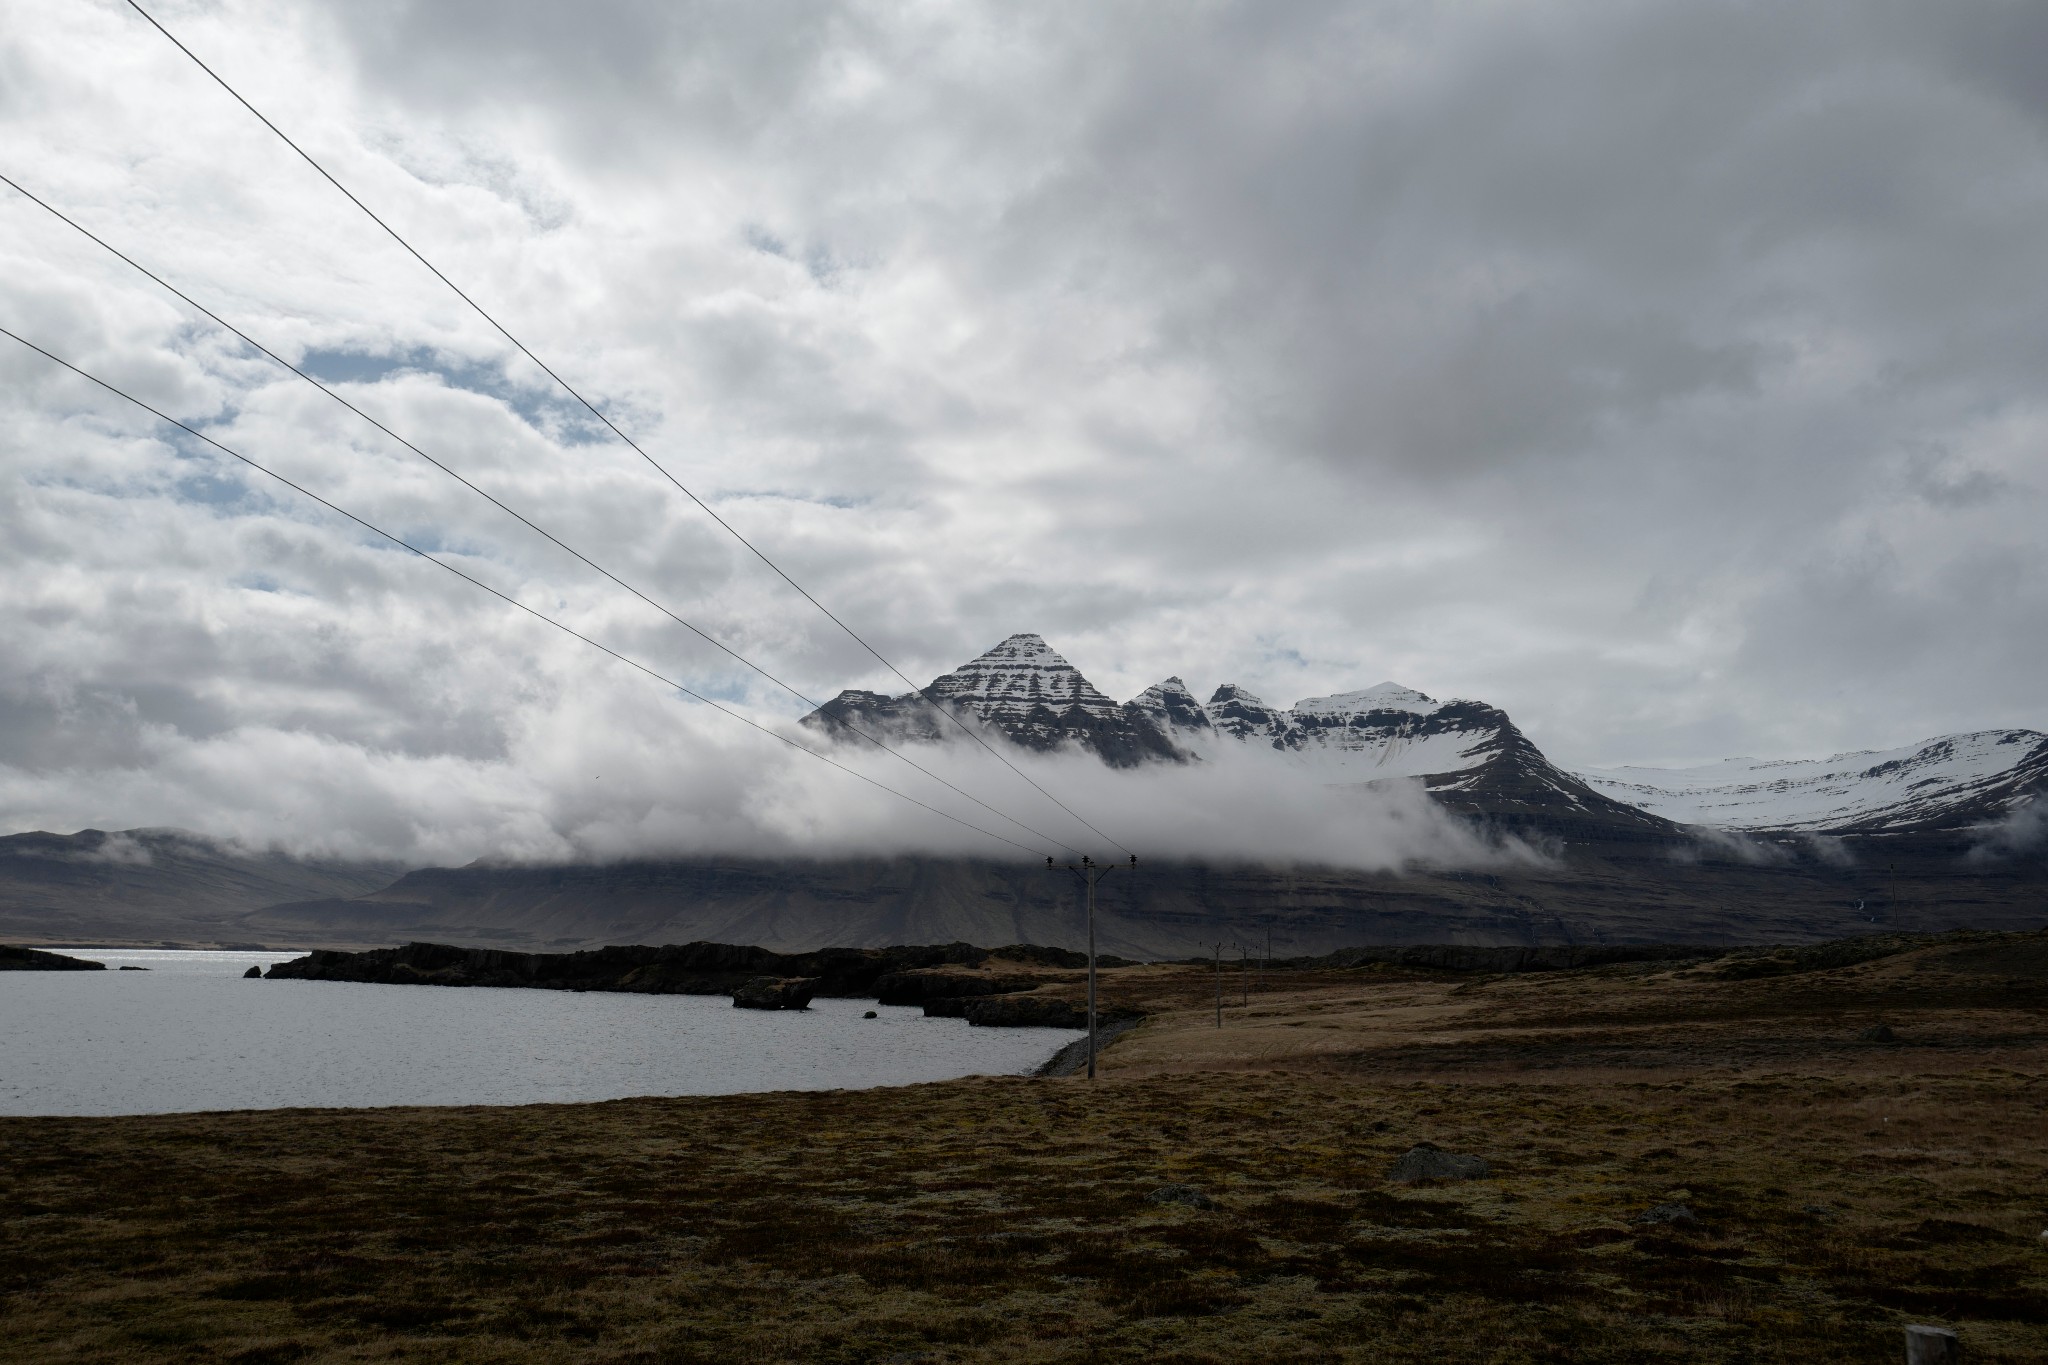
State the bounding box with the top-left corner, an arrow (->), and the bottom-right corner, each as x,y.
0,653 -> 1537,871
3,0 -> 2045,864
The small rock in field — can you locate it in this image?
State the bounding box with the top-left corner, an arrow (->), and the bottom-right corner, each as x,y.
1904,1324 -> 1958,1365
243,965 -> 262,978
1859,1024 -> 1898,1043
1387,1142 -> 1491,1184
1146,1183 -> 1216,1210
1634,1202 -> 1699,1226
863,1010 -> 878,1019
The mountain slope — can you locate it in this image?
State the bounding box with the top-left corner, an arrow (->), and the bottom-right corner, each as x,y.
0,828 -> 403,946
1577,730 -> 2048,833
239,828 -> 2048,958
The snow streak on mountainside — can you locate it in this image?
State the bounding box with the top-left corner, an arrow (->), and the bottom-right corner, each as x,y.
1576,730 -> 2048,834
1135,678 -> 1490,780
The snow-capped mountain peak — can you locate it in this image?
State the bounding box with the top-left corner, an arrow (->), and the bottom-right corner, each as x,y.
1129,677 -> 1213,735
1178,679 -> 1469,769
803,634 -> 1182,767
926,632 -> 1122,727
1203,684 -> 1295,743
1293,683 -> 1445,718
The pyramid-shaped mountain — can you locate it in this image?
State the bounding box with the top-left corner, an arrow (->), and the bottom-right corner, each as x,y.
805,633 -> 1183,767
803,634 -> 1670,839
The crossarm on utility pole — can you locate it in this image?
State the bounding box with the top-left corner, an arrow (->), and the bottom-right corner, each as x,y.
1046,853 -> 1138,1079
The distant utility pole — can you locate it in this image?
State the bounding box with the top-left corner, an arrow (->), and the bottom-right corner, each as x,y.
1213,941 -> 1224,1028
1047,853 -> 1136,1079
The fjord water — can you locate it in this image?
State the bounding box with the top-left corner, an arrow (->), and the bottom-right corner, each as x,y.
0,949 -> 1081,1116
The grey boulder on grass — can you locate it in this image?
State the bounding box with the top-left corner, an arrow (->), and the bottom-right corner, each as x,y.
1387,1143 -> 1491,1183
1633,1202 -> 1699,1227
1146,1183 -> 1216,1210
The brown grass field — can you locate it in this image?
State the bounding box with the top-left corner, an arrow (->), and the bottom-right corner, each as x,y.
4,931 -> 2046,1363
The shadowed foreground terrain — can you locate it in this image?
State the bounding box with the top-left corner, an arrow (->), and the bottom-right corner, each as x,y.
3,932 -> 2045,1362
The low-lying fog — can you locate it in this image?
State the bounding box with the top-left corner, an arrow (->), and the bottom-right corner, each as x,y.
0,677 -> 1544,873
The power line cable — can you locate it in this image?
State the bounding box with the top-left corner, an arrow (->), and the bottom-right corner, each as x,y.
0,172 -> 1077,855
0,324 -> 1044,858
121,0 -> 1131,857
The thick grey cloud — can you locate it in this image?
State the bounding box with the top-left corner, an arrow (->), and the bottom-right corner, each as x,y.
0,0 -> 2041,862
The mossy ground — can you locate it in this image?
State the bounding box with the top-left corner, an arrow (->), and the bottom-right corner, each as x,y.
3,933 -> 2045,1362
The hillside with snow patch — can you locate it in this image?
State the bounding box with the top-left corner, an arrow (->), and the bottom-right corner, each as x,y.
1575,730 -> 2048,834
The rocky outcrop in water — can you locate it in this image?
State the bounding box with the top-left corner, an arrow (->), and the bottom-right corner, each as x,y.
731,976 -> 817,1010
0,944 -> 105,971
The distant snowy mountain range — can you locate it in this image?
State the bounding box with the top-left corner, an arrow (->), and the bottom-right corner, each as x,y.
805,633 -> 2046,837
1577,731 -> 2048,834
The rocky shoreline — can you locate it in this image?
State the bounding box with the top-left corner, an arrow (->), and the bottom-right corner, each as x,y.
262,940 -> 1122,1028
253,933 -> 1959,1032
1,944 -> 105,971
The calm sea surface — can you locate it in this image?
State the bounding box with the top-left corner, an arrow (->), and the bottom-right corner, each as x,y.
0,949 -> 1082,1116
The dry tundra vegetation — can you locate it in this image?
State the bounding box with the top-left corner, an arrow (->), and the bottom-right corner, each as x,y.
3,930 -> 2047,1363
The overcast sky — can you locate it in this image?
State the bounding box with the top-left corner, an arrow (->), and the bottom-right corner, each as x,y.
2,0 -> 2044,861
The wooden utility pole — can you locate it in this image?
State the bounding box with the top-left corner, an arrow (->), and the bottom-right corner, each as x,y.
1213,941 -> 1224,1028
1046,853 -> 1136,1078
